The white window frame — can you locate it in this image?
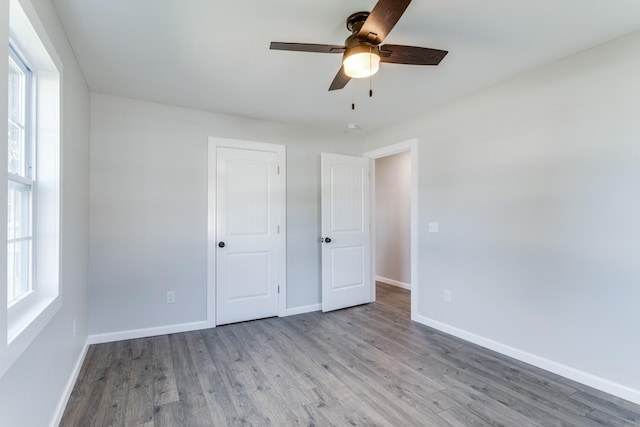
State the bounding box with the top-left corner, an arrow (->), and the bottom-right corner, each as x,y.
1,0 -> 62,379
7,45 -> 36,311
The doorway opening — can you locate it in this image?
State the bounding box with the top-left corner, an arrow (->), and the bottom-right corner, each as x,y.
365,139 -> 418,320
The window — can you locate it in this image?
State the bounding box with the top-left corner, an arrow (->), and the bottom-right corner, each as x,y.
7,47 -> 34,307
1,0 -> 61,378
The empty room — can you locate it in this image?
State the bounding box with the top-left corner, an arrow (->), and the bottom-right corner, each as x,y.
2,0 -> 640,425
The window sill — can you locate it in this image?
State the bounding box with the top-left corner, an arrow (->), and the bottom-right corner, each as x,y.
8,293 -> 59,343
0,294 -> 61,378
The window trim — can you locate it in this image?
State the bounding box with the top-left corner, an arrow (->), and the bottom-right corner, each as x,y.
1,0 -> 62,379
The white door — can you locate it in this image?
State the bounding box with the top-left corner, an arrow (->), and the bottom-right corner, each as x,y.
215,146 -> 282,325
321,153 -> 372,312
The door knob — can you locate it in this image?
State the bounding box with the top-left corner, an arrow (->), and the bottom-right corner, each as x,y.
324,237 -> 332,243
218,241 -> 225,248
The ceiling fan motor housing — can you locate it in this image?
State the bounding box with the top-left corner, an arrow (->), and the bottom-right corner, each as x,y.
345,33 -> 380,55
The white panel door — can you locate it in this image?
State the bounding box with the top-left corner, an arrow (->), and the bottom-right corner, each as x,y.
216,147 -> 281,325
321,153 -> 371,312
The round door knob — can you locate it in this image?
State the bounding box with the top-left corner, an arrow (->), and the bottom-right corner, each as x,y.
324,237 -> 332,243
218,241 -> 225,248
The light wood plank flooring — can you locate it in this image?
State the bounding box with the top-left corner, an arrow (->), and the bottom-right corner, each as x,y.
61,283 -> 640,426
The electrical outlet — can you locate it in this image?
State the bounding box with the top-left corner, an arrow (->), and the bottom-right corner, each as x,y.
429,222 -> 439,233
443,289 -> 452,303
72,318 -> 77,338
167,291 -> 176,304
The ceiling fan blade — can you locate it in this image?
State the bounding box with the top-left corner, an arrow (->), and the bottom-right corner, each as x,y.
379,44 -> 448,65
356,0 -> 411,45
328,66 -> 351,91
270,42 -> 345,54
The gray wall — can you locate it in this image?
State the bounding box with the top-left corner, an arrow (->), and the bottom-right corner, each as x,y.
0,0 -> 90,425
89,94 -> 362,335
375,152 -> 411,286
364,30 -> 640,396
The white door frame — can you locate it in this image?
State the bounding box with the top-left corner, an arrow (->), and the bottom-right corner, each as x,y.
364,139 -> 418,321
207,137 -> 287,327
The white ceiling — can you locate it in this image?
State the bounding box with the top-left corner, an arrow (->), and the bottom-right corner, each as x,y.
52,0 -> 640,133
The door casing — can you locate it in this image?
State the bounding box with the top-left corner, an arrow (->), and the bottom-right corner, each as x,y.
364,139 -> 418,321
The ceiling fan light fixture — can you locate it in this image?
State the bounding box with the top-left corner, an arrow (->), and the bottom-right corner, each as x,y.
343,48 -> 380,79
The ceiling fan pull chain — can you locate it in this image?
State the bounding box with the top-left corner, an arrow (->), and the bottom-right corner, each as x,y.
352,86 -> 356,110
369,46 -> 373,97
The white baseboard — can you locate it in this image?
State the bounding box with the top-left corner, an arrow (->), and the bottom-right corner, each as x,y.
285,303 -> 321,316
414,314 -> 640,406
376,276 -> 411,290
88,320 -> 211,345
86,305 -> 326,344
50,339 -> 90,427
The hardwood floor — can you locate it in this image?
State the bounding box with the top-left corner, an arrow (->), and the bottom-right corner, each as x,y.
61,283 -> 640,426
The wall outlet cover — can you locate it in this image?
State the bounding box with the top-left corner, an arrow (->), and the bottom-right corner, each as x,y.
167,291 -> 176,304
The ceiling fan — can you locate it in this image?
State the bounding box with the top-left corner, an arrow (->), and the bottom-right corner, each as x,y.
270,0 -> 448,91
